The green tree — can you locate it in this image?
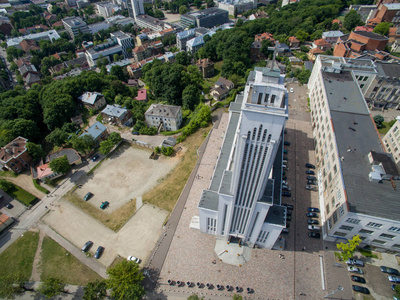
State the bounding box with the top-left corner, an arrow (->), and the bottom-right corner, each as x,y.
295,30 -> 309,42
83,280 -> 107,300
49,155 -> 71,175
108,132 -> 122,144
373,114 -> 384,129
0,179 -> 15,193
336,235 -> 362,261
344,10 -> 363,31
37,277 -> 65,299
232,295 -> 243,300
99,139 -> 114,155
188,294 -> 204,300
10,62 -> 18,72
373,22 -> 392,36
45,128 -> 69,147
182,84 -> 200,110
179,5 -> 188,14
0,274 -> 33,299
395,285 -> 400,297
26,142 -> 44,161
310,30 -> 323,41
113,54 -> 120,62
106,260 -> 145,300
175,51 -> 192,66
110,65 -> 127,82
71,135 -> 95,154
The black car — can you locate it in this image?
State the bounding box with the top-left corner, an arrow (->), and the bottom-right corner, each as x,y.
306,176 -> 317,180
305,170 -> 315,175
284,141 -> 291,146
352,285 -> 370,295
307,219 -> 319,225
132,131 -> 139,135
286,215 -> 292,222
282,191 -> 291,197
286,210 -> 292,217
83,192 -> 93,201
92,154 -> 100,162
5,203 -> 13,209
306,212 -> 318,218
282,203 -> 294,210
391,284 -> 397,291
307,180 -> 317,185
308,207 -> 320,213
81,241 -> 93,252
94,246 -> 104,259
380,266 -> 400,276
305,163 -> 315,169
308,231 -> 320,238
351,275 -> 366,284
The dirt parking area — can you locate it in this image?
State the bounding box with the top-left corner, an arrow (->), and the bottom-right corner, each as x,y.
42,201 -> 168,267
74,143 -> 180,213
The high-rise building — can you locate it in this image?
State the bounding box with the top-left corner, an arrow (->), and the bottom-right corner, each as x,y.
127,0 -> 144,21
198,67 -> 289,249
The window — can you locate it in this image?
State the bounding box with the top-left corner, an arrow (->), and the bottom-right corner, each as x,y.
371,239 -> 386,245
380,233 -> 395,239
339,205 -> 345,217
367,222 -> 382,228
327,218 -> 332,230
393,244 -> 400,249
346,218 -> 360,224
359,236 -> 367,241
359,229 -> 374,235
333,164 -> 337,174
333,231 -> 347,237
389,227 -> 400,233
333,211 -> 338,223
326,203 -> 330,214
339,225 -> 354,231
264,93 -> 269,103
271,95 -> 276,103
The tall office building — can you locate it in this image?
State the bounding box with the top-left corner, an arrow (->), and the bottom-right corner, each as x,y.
127,0 -> 144,21
198,67 -> 289,249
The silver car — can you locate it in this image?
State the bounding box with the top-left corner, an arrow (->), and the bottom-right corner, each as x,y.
127,256 -> 141,263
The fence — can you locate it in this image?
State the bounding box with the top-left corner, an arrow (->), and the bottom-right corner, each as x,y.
129,139 -> 155,150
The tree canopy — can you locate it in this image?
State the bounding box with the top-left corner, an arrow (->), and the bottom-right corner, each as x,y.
344,10 -> 364,31
336,235 -> 362,261
373,22 -> 392,36
49,155 -> 71,175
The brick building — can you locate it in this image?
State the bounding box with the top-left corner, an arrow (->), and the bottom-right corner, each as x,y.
0,137 -> 32,173
196,58 -> 214,78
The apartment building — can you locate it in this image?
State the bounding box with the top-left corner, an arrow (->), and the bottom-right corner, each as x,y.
308,55 -> 400,252
383,116 -> 400,166
62,17 -> 90,38
145,104 -> 182,131
181,7 -> 229,28
198,66 -> 289,249
127,0 -> 144,20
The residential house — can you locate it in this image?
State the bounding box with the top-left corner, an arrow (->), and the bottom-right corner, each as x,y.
135,33 -> 149,47
19,39 -> 40,53
210,77 -> 234,100
81,121 -> 108,147
250,40 -> 264,61
18,24 -> 49,35
145,104 -> 182,131
255,32 -> 275,44
311,38 -> 332,51
196,58 -> 214,78
135,88 -> 147,102
101,104 -> 133,126
186,35 -> 205,53
127,62 -> 142,79
333,31 -> 389,59
275,43 -> 291,57
308,47 -> 325,61
78,92 -> 106,111
289,56 -> 303,65
322,31 -> 344,44
288,36 -> 300,48
0,214 -> 14,233
33,148 -> 82,182
248,11 -> 268,20
389,27 -> 400,43
25,73 -> 41,88
0,137 -> 32,173
355,26 -> 374,32
332,19 -> 342,28
132,40 -> 163,63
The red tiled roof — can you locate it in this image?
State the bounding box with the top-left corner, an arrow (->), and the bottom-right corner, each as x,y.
135,89 -> 147,101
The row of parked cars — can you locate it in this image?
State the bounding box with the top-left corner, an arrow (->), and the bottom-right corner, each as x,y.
307,207 -> 321,238
346,258 -> 370,295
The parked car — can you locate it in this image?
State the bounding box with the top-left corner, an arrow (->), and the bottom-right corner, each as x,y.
92,154 -> 100,162
308,225 -> 321,231
389,276 -> 400,283
306,212 -> 318,218
282,203 -> 294,210
308,207 -> 320,213
305,185 -> 318,191
281,228 -> 289,234
290,88 -> 294,93
83,192 -> 93,201
5,203 -> 13,209
307,219 -> 319,225
306,176 -> 317,180
282,180 -> 288,185
282,191 -> 291,197
306,170 -> 315,175
348,266 -> 364,274
132,131 -> 139,135
286,210 -> 292,217
307,180 -> 317,185
127,256 -> 141,263
81,241 -> 93,252
282,186 -> 291,191
352,285 -> 370,294
94,246 -> 104,259
284,141 -> 291,146
308,231 -> 320,239
100,201 -> 109,210
351,275 -> 366,283
381,266 -> 400,276
305,163 -> 315,169
283,149 -> 288,154
346,258 -> 364,267
391,284 -> 397,291
286,215 -> 292,222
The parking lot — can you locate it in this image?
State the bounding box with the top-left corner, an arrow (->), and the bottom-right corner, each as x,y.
74,143 -> 180,213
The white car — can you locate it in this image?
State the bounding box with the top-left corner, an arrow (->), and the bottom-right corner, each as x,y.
348,266 -> 364,274
127,256 -> 141,263
290,88 -> 294,93
308,225 -> 321,231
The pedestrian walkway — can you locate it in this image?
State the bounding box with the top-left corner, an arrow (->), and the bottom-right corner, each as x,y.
37,223 -> 107,278
30,230 -> 45,282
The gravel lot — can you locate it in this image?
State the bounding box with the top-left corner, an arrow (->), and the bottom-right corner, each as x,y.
75,143 -> 180,213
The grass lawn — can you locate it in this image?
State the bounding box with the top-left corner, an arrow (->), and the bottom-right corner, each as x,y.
358,248 -> 379,259
40,236 -> 103,285
142,125 -> 211,212
66,192 -> 136,231
378,121 -> 393,135
32,179 -> 50,194
0,231 -> 39,280
9,185 -> 37,206
0,170 -> 18,178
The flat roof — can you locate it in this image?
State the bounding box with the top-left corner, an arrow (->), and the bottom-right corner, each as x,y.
323,70 -> 400,220
264,205 -> 286,226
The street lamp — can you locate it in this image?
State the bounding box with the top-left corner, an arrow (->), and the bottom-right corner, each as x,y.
324,285 -> 343,298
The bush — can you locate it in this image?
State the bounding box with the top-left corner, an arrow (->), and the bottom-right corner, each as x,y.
161,146 -> 174,156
